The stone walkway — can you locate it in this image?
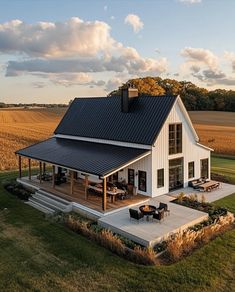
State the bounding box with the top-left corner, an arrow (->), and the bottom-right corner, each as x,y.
169,182 -> 235,203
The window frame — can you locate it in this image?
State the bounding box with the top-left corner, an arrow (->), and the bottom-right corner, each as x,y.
138,170 -> 147,192
200,158 -> 209,179
128,169 -> 135,186
169,123 -> 182,155
188,161 -> 195,179
157,168 -> 164,188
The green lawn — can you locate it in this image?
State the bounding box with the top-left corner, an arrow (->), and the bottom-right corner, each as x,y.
0,171 -> 235,291
211,155 -> 235,184
212,193 -> 235,215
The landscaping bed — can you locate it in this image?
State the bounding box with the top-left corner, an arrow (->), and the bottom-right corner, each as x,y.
2,180 -> 32,200
49,212 -> 164,266
48,201 -> 234,266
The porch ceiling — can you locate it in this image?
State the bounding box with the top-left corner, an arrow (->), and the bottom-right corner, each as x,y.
16,137 -> 150,177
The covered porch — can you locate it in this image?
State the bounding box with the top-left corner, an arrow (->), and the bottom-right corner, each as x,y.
16,137 -> 151,213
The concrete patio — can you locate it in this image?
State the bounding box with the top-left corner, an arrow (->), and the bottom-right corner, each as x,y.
169,182 -> 235,203
98,195 -> 208,247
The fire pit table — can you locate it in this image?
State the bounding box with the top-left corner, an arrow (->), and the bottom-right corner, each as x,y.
139,205 -> 157,221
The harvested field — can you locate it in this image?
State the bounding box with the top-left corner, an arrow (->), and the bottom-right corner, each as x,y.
0,109 -> 234,171
0,108 -> 66,170
189,111 -> 235,156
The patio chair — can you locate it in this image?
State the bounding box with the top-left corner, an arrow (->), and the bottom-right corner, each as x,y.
129,209 -> 144,222
157,202 -> 170,216
153,209 -> 164,223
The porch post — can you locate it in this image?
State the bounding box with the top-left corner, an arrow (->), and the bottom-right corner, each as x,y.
28,158 -> 31,180
52,165 -> 55,188
39,161 -> 42,184
102,177 -> 107,211
18,156 -> 22,178
70,170 -> 74,195
43,162 -> 46,174
84,174 -> 88,199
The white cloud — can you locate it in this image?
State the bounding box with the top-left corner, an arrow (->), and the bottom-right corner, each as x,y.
181,47 -> 235,87
224,51 -> 235,72
0,18 -> 116,58
124,14 -> 143,33
105,77 -> 123,92
1,17 -> 168,88
179,0 -> 201,4
6,47 -> 168,78
104,5 -> 108,11
181,47 -> 218,71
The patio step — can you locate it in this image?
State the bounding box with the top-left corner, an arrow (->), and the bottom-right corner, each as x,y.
37,189 -> 71,205
33,192 -> 70,211
25,200 -> 55,214
30,192 -> 71,213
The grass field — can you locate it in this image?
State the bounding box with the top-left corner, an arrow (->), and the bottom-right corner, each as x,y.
189,111 -> 235,156
211,156 -> 235,184
0,170 -> 234,291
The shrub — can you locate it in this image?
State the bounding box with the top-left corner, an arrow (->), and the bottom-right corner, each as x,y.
128,246 -> 157,266
3,180 -> 31,200
98,229 -> 126,256
166,212 -> 234,262
200,194 -> 206,204
176,192 -> 184,203
63,213 -> 157,265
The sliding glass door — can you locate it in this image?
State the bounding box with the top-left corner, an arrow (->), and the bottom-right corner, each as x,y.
169,158 -> 184,191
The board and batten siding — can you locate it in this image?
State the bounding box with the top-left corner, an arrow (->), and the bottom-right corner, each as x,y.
151,98 -> 211,197
117,154 -> 152,196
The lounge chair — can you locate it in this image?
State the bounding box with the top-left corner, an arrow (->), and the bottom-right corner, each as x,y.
153,209 -> 164,223
188,178 -> 207,189
129,209 -> 144,222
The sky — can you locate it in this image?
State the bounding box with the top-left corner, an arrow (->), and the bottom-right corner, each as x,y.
0,0 -> 235,104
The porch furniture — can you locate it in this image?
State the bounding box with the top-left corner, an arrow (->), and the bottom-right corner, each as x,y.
157,202 -> 170,216
37,172 -> 52,181
88,184 -> 125,203
188,178 -> 207,189
139,205 -> 157,221
129,208 -> 144,222
198,180 -> 221,192
153,209 -> 164,223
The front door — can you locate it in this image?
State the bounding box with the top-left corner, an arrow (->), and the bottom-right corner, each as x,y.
169,158 -> 184,191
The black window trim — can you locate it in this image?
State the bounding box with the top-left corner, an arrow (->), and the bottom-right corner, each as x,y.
138,170 -> 147,192
188,161 -> 195,179
169,123 -> 182,155
157,168 -> 164,188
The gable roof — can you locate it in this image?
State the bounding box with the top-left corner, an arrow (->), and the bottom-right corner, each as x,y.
55,95 -> 177,145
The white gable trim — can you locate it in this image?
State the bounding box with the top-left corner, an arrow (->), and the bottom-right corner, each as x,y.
54,134 -> 152,150
102,151 -> 151,178
176,95 -> 199,141
196,142 -> 214,151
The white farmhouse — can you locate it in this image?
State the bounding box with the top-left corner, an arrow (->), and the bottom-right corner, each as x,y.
16,87 -> 211,215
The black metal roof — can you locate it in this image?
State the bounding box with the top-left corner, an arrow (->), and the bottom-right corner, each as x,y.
16,137 -> 150,177
55,95 -> 177,145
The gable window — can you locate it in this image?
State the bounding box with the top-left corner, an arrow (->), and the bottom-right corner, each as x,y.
138,171 -> 147,192
201,158 -> 209,179
188,162 -> 194,179
169,123 -> 182,155
157,169 -> 164,188
128,169 -> 135,186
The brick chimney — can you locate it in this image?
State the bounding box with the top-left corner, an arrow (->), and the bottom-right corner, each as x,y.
121,84 -> 138,113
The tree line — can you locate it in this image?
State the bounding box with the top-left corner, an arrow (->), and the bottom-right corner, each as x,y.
109,77 -> 235,112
